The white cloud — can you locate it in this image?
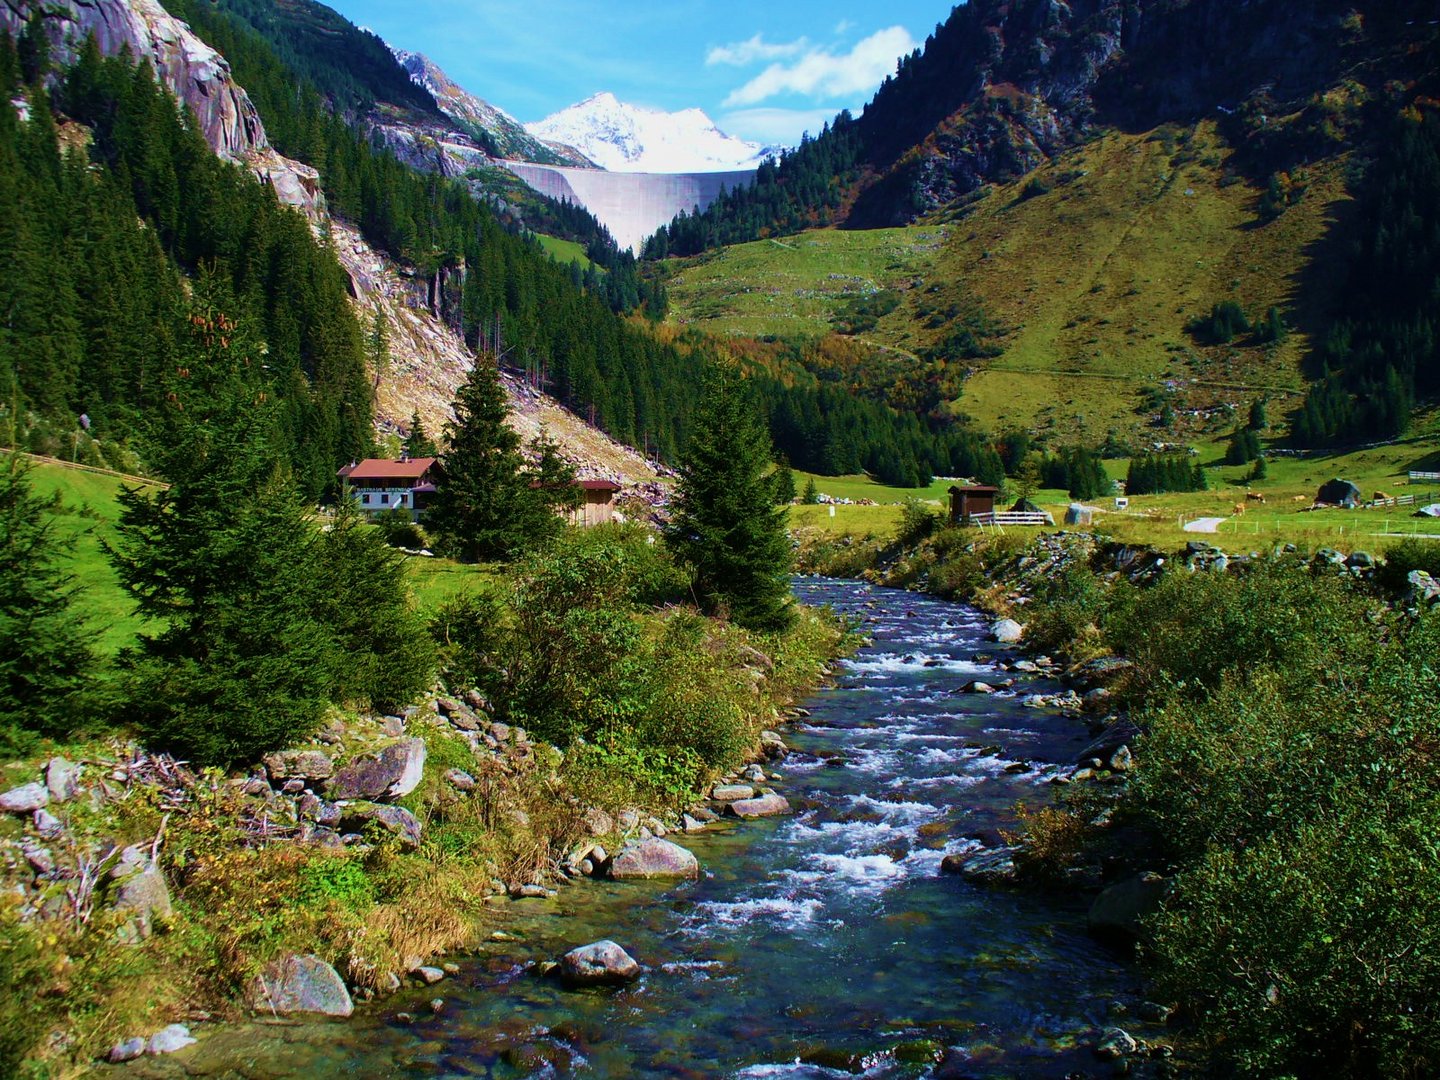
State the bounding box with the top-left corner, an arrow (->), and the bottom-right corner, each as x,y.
722,26 -> 916,107
706,34 -> 809,68
721,107 -> 844,146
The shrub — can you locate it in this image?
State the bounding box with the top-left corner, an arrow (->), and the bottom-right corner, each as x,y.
1377,537 -> 1440,594
374,508 -> 428,550
1135,610 -> 1440,1075
896,498 -> 939,546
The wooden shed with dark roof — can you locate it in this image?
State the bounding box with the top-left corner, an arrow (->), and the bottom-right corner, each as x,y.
570,479 -> 622,527
949,484 -> 1000,525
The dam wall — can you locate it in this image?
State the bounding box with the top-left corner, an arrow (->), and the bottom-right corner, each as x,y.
500,161 -> 755,253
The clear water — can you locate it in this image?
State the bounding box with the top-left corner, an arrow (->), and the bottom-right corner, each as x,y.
125,579 -> 1142,1078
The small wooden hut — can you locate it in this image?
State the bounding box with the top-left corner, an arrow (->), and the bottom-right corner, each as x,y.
949,484 -> 999,525
570,479 -> 622,527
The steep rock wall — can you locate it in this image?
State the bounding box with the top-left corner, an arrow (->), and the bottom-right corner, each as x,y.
1,0 -> 325,217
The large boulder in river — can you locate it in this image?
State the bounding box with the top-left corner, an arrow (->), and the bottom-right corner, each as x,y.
941,846 -> 1019,886
248,953 -> 353,1017
327,738 -> 426,801
1088,872 -> 1170,942
725,793 -> 792,820
990,619 -> 1024,645
558,940 -> 641,987
607,837 -> 699,880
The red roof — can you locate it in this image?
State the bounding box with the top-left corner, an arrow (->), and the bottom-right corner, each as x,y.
949,484 -> 1000,494
340,457 -> 436,482
579,479 -> 621,492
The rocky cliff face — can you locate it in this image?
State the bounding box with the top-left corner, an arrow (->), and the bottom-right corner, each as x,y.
850,0 -> 1439,225
391,48 -> 593,168
1,0 -> 325,216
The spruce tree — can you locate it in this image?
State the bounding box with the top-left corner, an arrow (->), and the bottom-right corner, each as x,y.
666,365 -> 794,631
108,290 -> 339,766
429,360 -> 577,560
403,411 -> 437,458
0,454 -> 96,744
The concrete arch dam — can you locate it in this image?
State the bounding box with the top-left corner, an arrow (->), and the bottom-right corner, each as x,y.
500,161 -> 756,254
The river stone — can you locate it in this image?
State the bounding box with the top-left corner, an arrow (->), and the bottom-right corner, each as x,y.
338,803 -> 423,849
263,749 -> 335,782
946,847 -> 1019,886
249,954 -> 354,1017
108,1038 -> 147,1063
328,738 -> 426,801
0,782 -> 49,813
990,618 -> 1024,644
607,837 -> 699,879
1088,872 -> 1169,942
710,784 -> 755,802
147,1024 -> 197,1055
759,730 -> 789,759
725,793 -> 792,820
1076,720 -> 1143,766
959,680 -> 995,694
558,940 -> 641,987
1094,1028 -> 1138,1060
45,757 -> 80,802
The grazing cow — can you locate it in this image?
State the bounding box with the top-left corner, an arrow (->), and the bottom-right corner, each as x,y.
1291,494 -> 1309,502
1246,492 -> 1266,503
1232,503 -> 1246,516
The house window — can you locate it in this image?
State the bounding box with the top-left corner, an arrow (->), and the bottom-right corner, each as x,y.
361,493 -> 370,505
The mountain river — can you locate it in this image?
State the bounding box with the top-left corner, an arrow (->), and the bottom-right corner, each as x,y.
125,578 -> 1148,1078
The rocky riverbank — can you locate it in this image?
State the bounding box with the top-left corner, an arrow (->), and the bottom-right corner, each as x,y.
0,635 -> 842,1073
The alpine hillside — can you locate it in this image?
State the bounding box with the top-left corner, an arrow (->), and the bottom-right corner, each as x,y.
652,0 -> 1440,452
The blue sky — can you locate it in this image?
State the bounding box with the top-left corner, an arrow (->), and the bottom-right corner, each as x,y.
326,0 -> 957,146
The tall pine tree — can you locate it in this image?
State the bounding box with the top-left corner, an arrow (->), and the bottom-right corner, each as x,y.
666,365 -> 794,631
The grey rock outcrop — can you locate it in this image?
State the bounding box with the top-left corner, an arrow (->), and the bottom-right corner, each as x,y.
1,0 -> 323,217
248,953 -> 354,1017
263,750 -> 335,782
110,845 -> 173,942
0,782 -> 49,813
45,757 -> 80,802
558,940 -> 641,987
338,803 -> 423,849
328,738 -> 426,801
607,837 -> 699,880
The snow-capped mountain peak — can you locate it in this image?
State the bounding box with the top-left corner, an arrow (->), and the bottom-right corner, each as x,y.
526,93 -> 779,174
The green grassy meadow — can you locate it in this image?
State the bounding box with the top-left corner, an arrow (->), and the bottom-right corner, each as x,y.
535,233 -> 597,272
662,121 -> 1350,446
20,456 -> 499,656
666,227 -> 942,339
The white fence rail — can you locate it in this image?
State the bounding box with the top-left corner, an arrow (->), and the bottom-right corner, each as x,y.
1409,471 -> 1440,482
967,511 -> 1050,527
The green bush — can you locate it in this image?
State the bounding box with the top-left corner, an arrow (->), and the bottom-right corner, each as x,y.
1136,610 -> 1440,1075
1377,537 -> 1440,594
374,508 -> 428,550
895,498 -> 939,546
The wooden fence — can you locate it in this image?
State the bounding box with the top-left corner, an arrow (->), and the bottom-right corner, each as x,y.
968,511 -> 1051,527
1409,471 -> 1440,482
